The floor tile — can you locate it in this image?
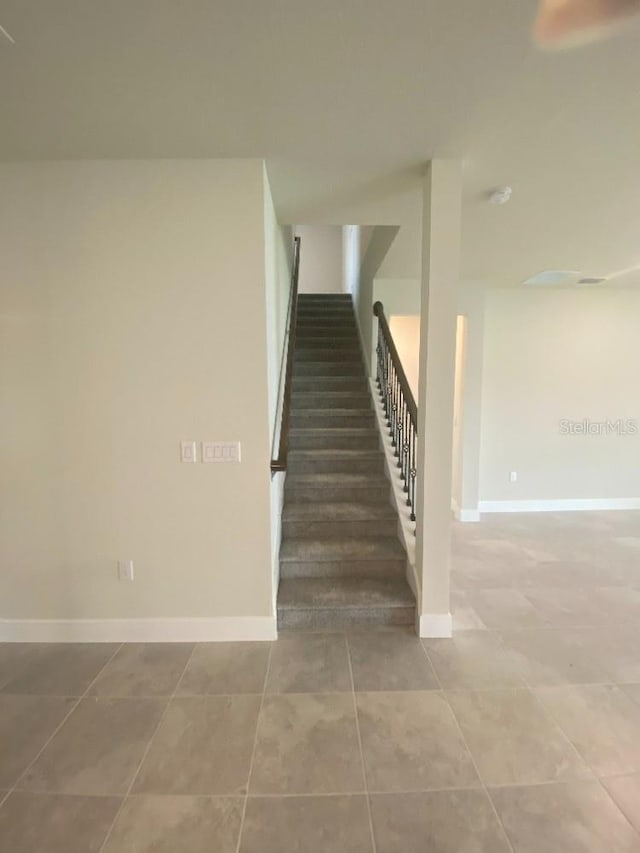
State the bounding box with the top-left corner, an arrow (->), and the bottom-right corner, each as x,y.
177,643 -> 270,694
103,795 -> 243,853
497,628 -> 611,685
240,795 -> 373,852
621,684 -> 640,705
250,693 -> 364,794
450,590 -> 488,631
266,633 -> 351,693
348,632 -> 439,691
133,695 -> 260,795
0,645 -> 44,691
0,644 -> 119,696
602,774 -> 640,834
423,631 -> 527,689
597,625 -> 640,683
0,695 -> 75,788
356,691 -> 479,792
20,697 -> 165,795
491,781 -> 640,853
447,688 -> 591,786
0,791 -> 120,853
451,558 -> 529,591
89,643 -> 194,697
370,789 -> 511,853
535,684 -> 640,776
522,587 -> 607,627
465,590 -> 549,629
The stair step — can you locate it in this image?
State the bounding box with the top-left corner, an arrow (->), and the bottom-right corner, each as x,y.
289,427 -> 379,450
297,313 -> 355,322
296,327 -> 358,339
293,338 -> 360,350
290,410 -> 376,430
287,449 -> 383,475
292,376 -> 369,392
282,503 -> 397,539
277,578 -> 415,630
297,318 -> 357,328
296,335 -> 361,344
293,362 -> 365,377
281,503 -> 397,537
297,304 -> 354,312
294,348 -> 361,362
298,296 -> 352,304
284,472 -> 391,503
298,293 -> 352,298
292,392 -> 371,411
281,535 -> 405,560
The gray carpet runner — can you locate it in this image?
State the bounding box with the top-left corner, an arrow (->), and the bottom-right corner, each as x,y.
277,293 -> 415,630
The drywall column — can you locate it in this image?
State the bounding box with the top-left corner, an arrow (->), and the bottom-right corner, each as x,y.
415,160 -> 463,638
454,284 -> 486,522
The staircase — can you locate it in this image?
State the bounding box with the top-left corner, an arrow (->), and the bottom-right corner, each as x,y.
277,293 -> 416,630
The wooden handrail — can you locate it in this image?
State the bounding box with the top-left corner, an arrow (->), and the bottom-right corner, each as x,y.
271,236 -> 301,473
373,301 -> 417,425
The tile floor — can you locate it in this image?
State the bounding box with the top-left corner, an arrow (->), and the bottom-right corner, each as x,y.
1,511 -> 640,851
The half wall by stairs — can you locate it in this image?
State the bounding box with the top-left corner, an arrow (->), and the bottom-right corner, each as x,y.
277,293 -> 415,630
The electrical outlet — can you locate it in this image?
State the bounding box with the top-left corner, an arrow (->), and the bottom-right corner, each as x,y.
118,560 -> 134,581
509,471 -> 518,483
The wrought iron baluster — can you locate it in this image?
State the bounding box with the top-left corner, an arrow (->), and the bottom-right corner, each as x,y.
373,301 -> 418,528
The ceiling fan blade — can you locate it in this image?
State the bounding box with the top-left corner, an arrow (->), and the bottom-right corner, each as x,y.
535,0 -> 640,46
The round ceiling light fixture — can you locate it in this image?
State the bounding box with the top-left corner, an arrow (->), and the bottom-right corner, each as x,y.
488,186 -> 513,205
534,0 -> 640,48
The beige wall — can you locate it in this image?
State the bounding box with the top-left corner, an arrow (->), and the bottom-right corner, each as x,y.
480,289 -> 640,504
295,225 -> 343,293
0,160 -> 276,625
388,316 -> 420,401
354,227 -> 400,373
376,224 -> 421,279
264,169 -> 294,605
371,278 -> 421,380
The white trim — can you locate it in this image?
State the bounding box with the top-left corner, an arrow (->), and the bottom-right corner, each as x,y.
0,617 -> 277,643
457,508 -> 481,522
418,612 -> 453,638
270,470 -> 286,611
478,498 -> 640,514
451,498 -> 480,523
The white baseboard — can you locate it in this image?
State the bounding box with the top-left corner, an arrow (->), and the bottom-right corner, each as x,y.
0,617 -> 278,643
451,498 -> 480,523
457,508 -> 481,522
418,612 -> 452,638
478,498 -> 640,514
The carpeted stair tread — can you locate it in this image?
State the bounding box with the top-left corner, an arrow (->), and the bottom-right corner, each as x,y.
280,536 -> 405,562
277,292 -> 415,629
278,577 -> 414,610
282,502 -> 396,522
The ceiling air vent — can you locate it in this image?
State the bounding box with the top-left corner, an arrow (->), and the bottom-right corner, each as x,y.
522,270 -> 581,286
576,277 -> 606,286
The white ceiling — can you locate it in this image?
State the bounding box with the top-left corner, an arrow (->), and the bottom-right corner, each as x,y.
1,0 -> 640,286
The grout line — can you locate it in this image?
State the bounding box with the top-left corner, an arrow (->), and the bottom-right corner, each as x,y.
525,684 -> 640,840
7,642 -> 125,801
345,635 -> 377,853
96,642 -> 198,853
235,643 -> 273,853
418,641 -> 517,853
